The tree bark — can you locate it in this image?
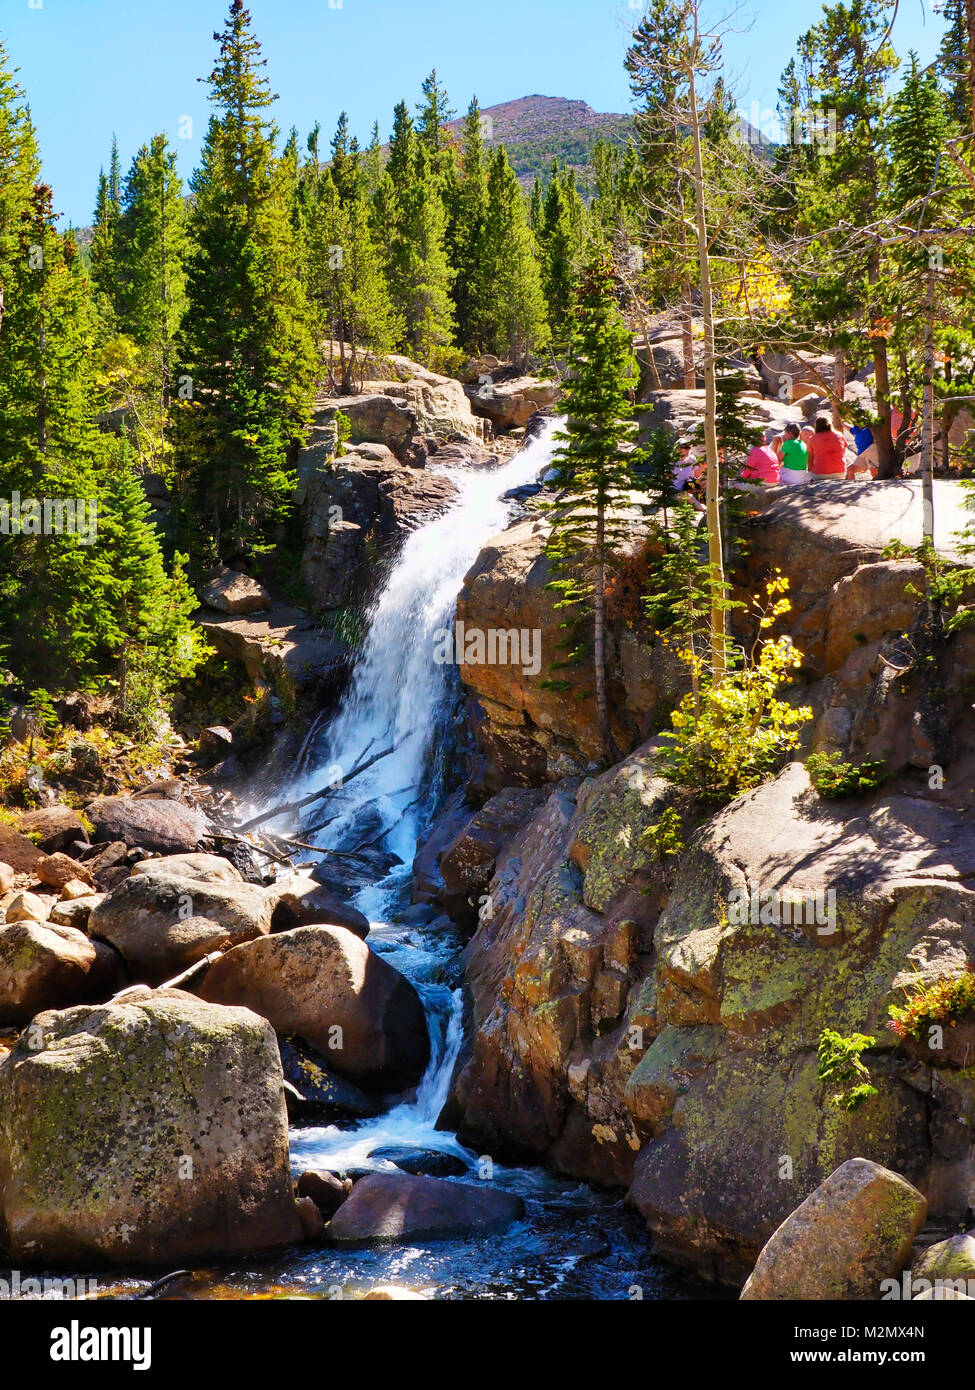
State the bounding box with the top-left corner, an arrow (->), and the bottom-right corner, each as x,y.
921,267 -> 936,546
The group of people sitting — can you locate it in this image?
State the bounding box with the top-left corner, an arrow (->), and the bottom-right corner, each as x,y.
673,414 -> 887,501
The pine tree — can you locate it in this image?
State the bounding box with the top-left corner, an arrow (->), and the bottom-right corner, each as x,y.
416,69 -> 456,171
174,0 -> 317,561
330,111 -> 360,203
117,134 -> 188,418
541,168 -> 579,346
543,257 -> 640,758
384,105 -> 456,365
472,146 -> 548,367
451,98 -> 489,351
89,136 -> 124,330
308,170 -> 402,391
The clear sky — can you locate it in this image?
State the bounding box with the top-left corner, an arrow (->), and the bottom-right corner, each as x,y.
0,0 -> 948,226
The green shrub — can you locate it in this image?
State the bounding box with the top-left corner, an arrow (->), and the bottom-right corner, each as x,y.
817,1028 -> 878,1111
806,751 -> 887,798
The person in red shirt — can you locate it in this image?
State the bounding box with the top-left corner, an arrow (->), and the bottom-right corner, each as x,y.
808,416 -> 847,478
740,441 -> 781,486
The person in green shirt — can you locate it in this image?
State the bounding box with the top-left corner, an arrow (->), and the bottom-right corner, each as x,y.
779,424 -> 808,485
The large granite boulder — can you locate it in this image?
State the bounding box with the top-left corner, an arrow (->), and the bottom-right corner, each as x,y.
740,1158 -> 926,1300
197,925 -> 430,1091
86,796 -> 207,855
325,1171 -> 525,1244
0,991 -> 302,1264
0,920 -> 122,1025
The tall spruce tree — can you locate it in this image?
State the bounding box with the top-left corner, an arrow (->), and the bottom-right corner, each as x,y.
543,257 -> 639,758
472,146 -> 548,366
174,0 -> 317,561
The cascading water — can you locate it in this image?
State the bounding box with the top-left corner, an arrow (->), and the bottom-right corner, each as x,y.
171,424 -> 708,1299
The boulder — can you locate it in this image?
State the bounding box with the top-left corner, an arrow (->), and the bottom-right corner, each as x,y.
48,894 -> 104,930
739,1159 -> 927,1300
0,862 -> 13,894
200,566 -> 271,615
35,852 -> 96,892
86,796 -> 207,855
296,1169 -> 353,1218
823,561 -> 925,672
5,891 -> 50,923
197,925 -> 430,1091
0,991 -> 302,1264
16,807 -> 89,854
0,920 -> 122,1026
88,871 -> 271,985
196,602 -> 350,698
0,826 -> 42,875
130,852 -> 244,886
912,1232 -> 975,1285
325,1172 -> 525,1244
267,875 -> 370,938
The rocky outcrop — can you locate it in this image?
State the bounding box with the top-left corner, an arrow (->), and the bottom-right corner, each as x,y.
739,1158 -> 926,1300
298,442 -> 459,614
197,925 -> 430,1092
465,375 -> 559,432
16,807 -> 89,854
451,744 -> 975,1284
197,601 -> 350,697
0,990 -> 302,1265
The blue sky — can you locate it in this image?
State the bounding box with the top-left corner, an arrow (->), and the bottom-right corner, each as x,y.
0,0 -> 948,226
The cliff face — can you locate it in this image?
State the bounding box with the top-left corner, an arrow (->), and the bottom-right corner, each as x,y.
450,753 -> 975,1284
448,478 -> 975,1286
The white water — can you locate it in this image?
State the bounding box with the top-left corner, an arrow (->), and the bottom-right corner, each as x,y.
286,420 -> 562,1172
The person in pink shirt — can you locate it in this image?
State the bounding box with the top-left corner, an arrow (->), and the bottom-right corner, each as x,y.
740,441 -> 781,486
807,415 -> 847,477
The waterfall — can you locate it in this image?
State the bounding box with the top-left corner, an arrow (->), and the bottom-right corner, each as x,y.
291,418 -> 562,921
286,419 -> 562,1173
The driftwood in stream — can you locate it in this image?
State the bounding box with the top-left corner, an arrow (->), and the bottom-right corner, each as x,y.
234,742 -> 399,833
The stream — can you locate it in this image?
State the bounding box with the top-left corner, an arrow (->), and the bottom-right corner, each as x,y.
15,425 -> 717,1301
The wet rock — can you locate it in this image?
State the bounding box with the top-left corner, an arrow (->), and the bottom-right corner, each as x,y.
439,786 -> 547,925
16,807 -> 89,854
200,566 -> 271,615
369,1146 -> 470,1178
35,852 -> 96,892
86,795 -> 207,856
197,726 -> 233,765
412,789 -> 469,905
278,1035 -> 382,1123
0,991 -> 303,1265
0,920 -> 123,1025
267,875 -> 369,939
740,1159 -> 927,1301
198,926 -> 430,1092
296,1169 -> 353,1218
325,1172 -> 525,1245
89,870 -> 271,985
